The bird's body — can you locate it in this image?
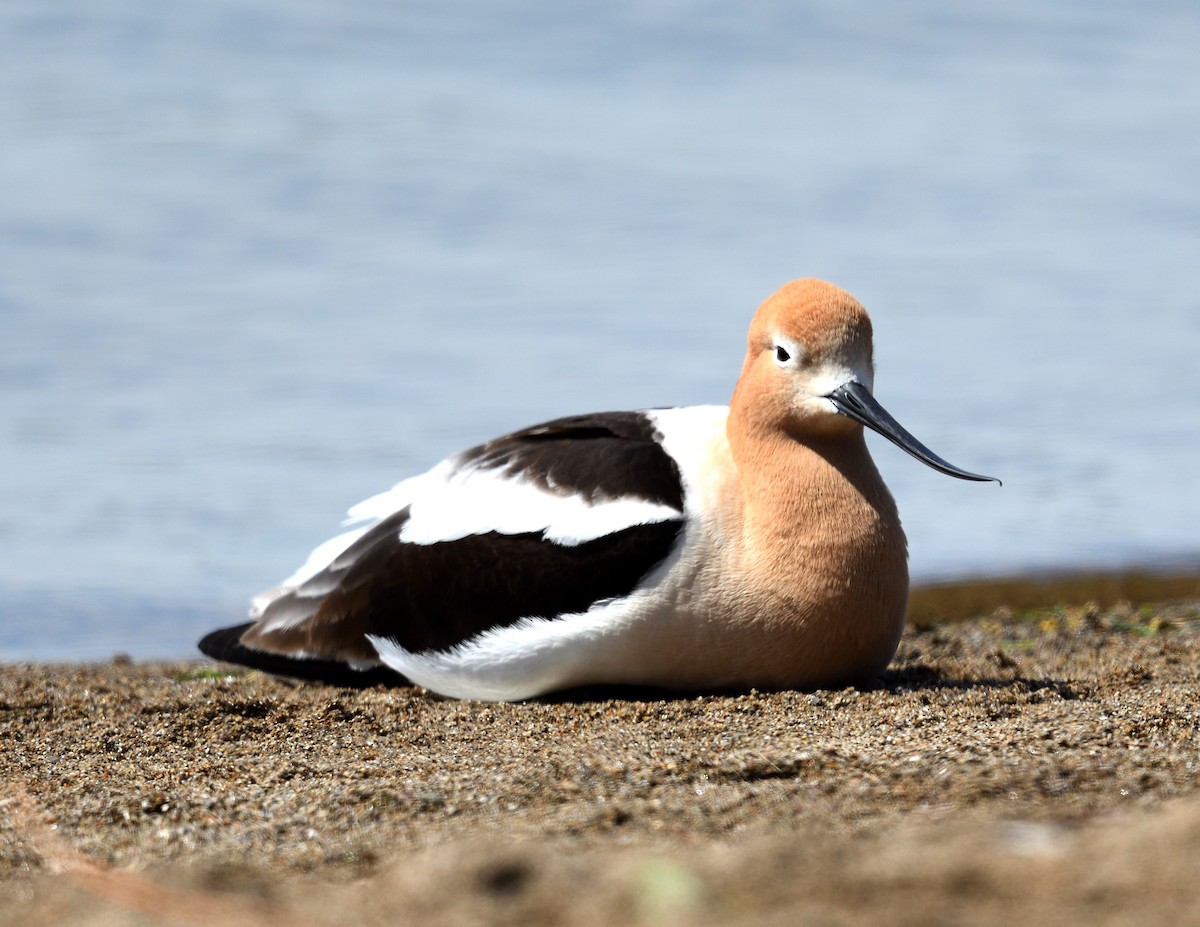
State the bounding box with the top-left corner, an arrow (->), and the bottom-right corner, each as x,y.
200,279 -> 996,700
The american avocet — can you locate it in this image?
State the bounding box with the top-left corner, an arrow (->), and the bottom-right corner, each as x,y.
199,279 -> 997,700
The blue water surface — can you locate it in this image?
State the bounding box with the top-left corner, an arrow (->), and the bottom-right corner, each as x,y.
2,1 -> 1199,659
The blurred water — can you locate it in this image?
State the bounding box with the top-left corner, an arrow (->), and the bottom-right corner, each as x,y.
2,1 -> 1199,659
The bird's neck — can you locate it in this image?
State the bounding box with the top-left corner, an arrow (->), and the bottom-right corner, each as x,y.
723,418 -> 904,570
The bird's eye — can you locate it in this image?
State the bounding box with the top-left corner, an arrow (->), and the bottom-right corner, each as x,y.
775,345 -> 791,364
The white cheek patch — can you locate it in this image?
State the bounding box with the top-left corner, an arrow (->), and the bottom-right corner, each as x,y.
809,362 -> 873,398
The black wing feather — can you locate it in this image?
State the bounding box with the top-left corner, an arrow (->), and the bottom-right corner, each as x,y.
197,623 -> 407,688
459,411 -> 685,509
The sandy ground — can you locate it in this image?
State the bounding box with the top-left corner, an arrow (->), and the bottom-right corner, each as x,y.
4,591 -> 1200,925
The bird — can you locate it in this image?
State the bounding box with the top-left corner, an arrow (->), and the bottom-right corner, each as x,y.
199,279 -> 998,701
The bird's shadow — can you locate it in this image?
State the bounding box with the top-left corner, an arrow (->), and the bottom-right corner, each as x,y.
872,663 -> 1078,699
202,661 -> 1075,703
536,665 -> 1078,704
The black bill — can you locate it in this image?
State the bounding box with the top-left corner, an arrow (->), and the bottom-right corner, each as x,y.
827,381 -> 1000,484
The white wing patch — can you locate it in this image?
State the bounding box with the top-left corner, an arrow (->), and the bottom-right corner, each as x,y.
386,459 -> 680,546
368,610 -> 624,702
366,576 -> 679,702
250,438 -> 685,622
644,406 -> 730,501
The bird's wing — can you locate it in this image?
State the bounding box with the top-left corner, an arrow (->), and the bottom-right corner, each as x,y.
199,410 -> 691,681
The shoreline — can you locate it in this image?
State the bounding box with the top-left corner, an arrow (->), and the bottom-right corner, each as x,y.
3,582 -> 1200,925
5,566 -> 1200,668
907,566 -> 1200,624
